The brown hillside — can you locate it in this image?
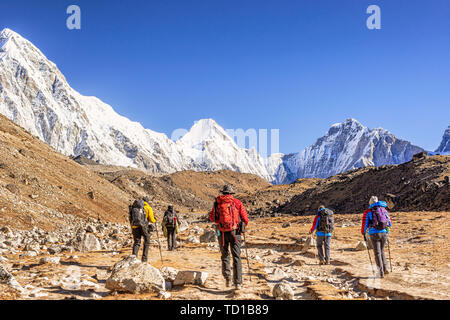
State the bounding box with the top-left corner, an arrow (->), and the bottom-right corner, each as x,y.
97,168 -> 271,214
0,114 -> 133,230
278,155 -> 450,215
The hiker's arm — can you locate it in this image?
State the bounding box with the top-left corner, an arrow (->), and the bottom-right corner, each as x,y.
361,210 -> 369,235
146,206 -> 156,224
310,216 -> 319,233
386,211 -> 392,231
363,211 -> 371,235
238,201 -> 249,226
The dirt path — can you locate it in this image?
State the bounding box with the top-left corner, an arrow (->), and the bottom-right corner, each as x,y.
1,211 -> 449,300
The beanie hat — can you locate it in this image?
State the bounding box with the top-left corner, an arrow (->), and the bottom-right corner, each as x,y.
369,196 -> 378,206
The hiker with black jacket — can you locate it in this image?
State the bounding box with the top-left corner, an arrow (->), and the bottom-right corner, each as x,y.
209,185 -> 248,290
361,196 -> 392,278
128,197 -> 156,262
309,205 -> 334,265
162,205 -> 179,251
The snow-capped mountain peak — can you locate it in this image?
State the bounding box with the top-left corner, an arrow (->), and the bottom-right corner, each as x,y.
177,119 -> 235,148
435,126 -> 450,153
0,28 -> 429,185
278,119 -> 424,182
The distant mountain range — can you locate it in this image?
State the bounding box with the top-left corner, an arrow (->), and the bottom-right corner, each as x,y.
0,28 -> 446,184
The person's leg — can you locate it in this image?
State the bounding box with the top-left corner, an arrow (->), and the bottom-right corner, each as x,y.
166,227 -> 173,250
316,236 -> 325,263
324,236 -> 331,264
230,233 -> 242,285
132,227 -> 141,256
166,231 -> 171,250
370,233 -> 383,277
379,233 -> 388,274
141,226 -> 150,262
219,232 -> 232,284
172,228 -> 177,249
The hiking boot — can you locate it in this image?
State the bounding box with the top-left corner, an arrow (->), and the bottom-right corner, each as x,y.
319,260 -> 325,265
235,284 -> 242,290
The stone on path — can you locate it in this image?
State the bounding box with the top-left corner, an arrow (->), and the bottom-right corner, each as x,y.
272,282 -> 295,300
105,255 -> 165,294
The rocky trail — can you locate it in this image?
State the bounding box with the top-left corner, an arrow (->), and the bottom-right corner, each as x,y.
1,211 -> 448,300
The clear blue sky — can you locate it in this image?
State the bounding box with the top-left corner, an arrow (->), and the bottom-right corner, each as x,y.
1,0 -> 449,153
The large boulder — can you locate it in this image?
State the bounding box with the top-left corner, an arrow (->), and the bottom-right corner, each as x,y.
160,266 -> 179,282
77,233 -> 101,252
105,255 -> 165,294
272,282 -> 295,300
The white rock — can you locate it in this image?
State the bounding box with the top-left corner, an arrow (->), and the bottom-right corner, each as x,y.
39,257 -> 60,265
20,251 -> 37,258
0,264 -> 24,293
272,268 -> 288,279
160,266 -> 179,282
77,233 -> 101,252
173,270 -> 209,286
158,291 -> 171,299
105,256 -> 165,294
272,282 -> 295,300
186,235 -> 200,244
355,241 -> 367,251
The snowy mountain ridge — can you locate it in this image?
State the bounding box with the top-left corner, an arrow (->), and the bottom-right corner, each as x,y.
0,28 -> 430,184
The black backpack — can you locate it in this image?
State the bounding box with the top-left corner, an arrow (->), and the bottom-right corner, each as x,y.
129,200 -> 147,227
163,210 -> 176,228
317,208 -> 333,233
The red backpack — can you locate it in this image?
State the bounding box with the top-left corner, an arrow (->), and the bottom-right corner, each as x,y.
214,195 -> 240,232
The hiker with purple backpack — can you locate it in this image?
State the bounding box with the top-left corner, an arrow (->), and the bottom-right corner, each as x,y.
361,196 -> 392,278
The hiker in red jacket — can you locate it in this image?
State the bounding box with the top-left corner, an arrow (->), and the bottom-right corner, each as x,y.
209,185 -> 249,290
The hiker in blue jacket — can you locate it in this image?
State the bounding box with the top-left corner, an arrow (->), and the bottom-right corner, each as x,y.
362,196 -> 392,278
309,205 -> 335,265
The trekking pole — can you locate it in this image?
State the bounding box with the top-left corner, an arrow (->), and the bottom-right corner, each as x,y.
155,222 -> 164,266
243,231 -> 252,281
364,236 -> 375,275
387,236 -> 393,273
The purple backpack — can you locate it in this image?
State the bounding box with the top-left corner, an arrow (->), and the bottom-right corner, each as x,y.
370,206 -> 388,230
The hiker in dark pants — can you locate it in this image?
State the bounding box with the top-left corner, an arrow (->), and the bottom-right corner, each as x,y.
129,198 -> 156,262
309,205 -> 334,265
361,196 -> 392,278
162,205 -> 179,251
210,185 -> 248,290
